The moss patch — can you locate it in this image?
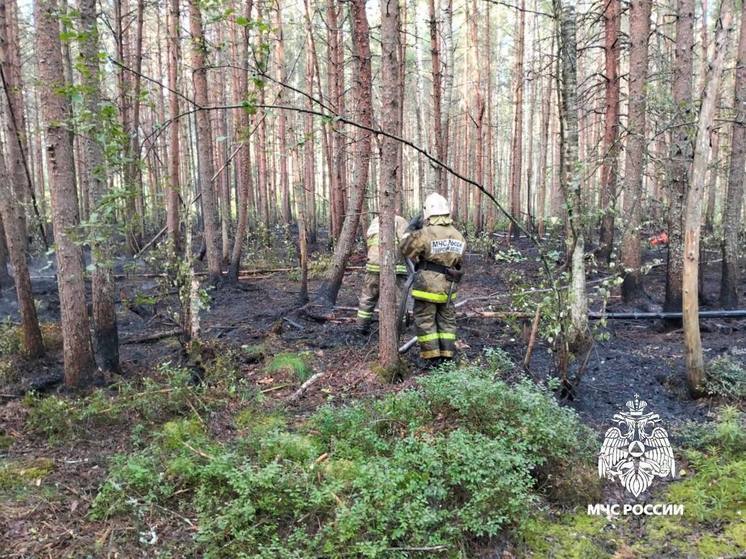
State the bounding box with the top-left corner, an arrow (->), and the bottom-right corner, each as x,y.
0,458 -> 55,491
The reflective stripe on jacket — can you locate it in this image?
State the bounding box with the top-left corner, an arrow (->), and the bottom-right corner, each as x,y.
366,215 -> 409,274
400,216 -> 465,302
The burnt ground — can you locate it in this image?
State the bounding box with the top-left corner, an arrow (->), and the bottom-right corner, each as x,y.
0,235 -> 744,557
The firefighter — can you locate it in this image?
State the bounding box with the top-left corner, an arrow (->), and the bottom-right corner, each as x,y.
400,193 -> 465,363
356,214 -> 409,334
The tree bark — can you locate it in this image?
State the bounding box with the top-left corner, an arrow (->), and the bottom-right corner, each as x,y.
620,0 -> 652,303
228,0 -> 254,282
0,146 -> 44,357
429,0 -> 445,195
188,0 -> 223,283
166,0 -> 180,250
598,0 -> 620,262
35,0 -> 96,386
315,0 -> 372,307
508,0 -> 525,237
720,3 -> 746,308
79,0 -> 120,372
683,0 -> 734,397
665,0 -> 696,314
556,1 -> 589,358
379,0 -> 401,370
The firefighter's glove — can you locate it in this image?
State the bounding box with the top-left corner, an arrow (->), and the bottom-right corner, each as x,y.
445,263 -> 464,283
406,214 -> 424,232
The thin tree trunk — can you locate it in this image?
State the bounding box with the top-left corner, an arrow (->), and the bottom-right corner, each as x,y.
508,0 -> 525,237
166,0 -> 180,250
276,4 -> 291,224
79,0 -> 119,372
0,214 -> 11,289
556,1 -> 589,362
188,0 -> 223,283
720,3 -> 746,308
665,0 -> 696,314
620,0 -> 652,303
429,0 -> 445,195
0,148 -> 44,357
228,0 -> 254,282
598,0 -> 620,261
36,0 -> 96,386
315,0 -> 372,307
684,0 -> 734,396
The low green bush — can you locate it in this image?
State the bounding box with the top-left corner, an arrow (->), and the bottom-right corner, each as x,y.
91,364 -> 597,558
705,355 -> 746,401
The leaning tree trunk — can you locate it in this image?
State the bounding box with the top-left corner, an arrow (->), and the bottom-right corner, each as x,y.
598,0 -> 620,262
664,0 -> 695,315
79,0 -> 120,372
315,0 -> 372,307
683,0 -> 734,397
720,3 -> 746,308
188,0 -> 223,284
378,0 -> 401,371
35,0 -> 96,386
0,148 -> 44,357
620,0 -> 651,303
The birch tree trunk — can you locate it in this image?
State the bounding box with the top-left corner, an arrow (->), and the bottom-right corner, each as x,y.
35,0 -> 96,386
556,1 -> 589,369
683,0 -> 734,396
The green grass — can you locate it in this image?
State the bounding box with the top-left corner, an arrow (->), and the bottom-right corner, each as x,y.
266,351 -> 313,382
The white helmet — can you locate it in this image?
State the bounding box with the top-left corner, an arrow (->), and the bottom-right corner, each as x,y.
423,192 -> 450,219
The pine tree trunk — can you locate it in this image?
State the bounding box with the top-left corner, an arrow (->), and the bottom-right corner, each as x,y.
683,0 -> 734,397
79,0 -> 119,372
429,0 -> 445,195
0,149 -> 44,357
720,3 -> 746,308
0,214 -> 11,289
188,0 -> 223,283
166,0 -> 181,251
664,0 -> 695,314
620,0 -> 651,303
508,0 -> 525,237
35,0 -> 96,386
379,0 -> 401,371
228,0 -> 254,282
598,0 -> 620,261
315,0 -> 371,307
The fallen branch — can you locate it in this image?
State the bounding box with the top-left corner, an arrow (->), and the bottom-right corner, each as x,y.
120,328 -> 182,344
282,317 -> 305,330
287,372 -> 324,402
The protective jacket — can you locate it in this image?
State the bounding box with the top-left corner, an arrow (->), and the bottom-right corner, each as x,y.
366,216 -> 409,275
400,216 -> 466,303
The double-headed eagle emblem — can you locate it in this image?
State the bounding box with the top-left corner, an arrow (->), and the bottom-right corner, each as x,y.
598,395 -> 675,497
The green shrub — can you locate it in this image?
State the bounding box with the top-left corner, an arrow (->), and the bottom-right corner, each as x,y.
0,319 -> 23,357
705,355 -> 746,401
92,365 -> 597,557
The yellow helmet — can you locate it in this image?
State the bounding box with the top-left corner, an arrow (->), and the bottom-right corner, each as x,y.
423,192 -> 450,219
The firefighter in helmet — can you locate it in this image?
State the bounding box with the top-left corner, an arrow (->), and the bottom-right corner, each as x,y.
356,214 -> 409,334
400,193 -> 465,362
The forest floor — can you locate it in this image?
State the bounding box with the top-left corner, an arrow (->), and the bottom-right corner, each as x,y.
0,232 -> 744,558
